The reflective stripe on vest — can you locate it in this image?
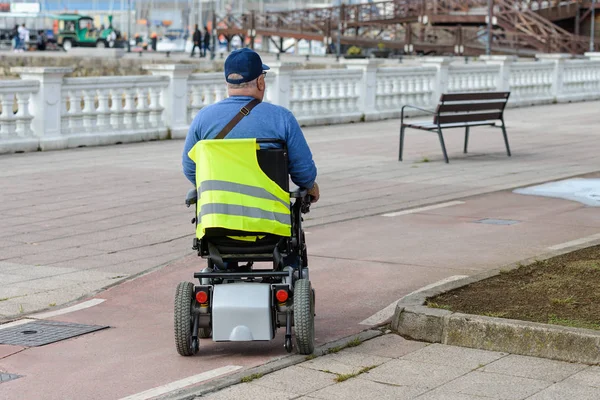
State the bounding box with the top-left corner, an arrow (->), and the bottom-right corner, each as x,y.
200,203 -> 290,225
199,180 -> 289,209
188,138 -> 291,239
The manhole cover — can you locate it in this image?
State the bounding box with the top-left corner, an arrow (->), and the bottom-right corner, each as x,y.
0,373 -> 22,384
475,218 -> 520,225
0,320 -> 108,347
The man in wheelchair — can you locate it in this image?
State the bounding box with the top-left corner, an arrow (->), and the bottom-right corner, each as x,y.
176,48 -> 319,356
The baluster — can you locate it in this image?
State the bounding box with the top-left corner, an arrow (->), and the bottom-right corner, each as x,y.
149,86 -> 163,128
190,84 -> 202,113
320,80 -> 332,114
0,93 -> 17,139
136,87 -> 149,129
81,88 -> 96,132
214,85 -> 225,103
96,89 -> 110,132
110,88 -> 124,131
123,87 -> 136,130
343,80 -> 353,111
299,81 -> 310,116
310,81 -> 320,115
68,89 -> 84,133
408,77 -> 416,104
15,92 -> 32,137
61,90 -> 69,135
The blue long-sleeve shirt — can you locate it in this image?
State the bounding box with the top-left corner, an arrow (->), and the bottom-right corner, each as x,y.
182,95 -> 317,189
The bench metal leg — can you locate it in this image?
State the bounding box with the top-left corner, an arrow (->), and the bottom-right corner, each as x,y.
437,128 -> 449,163
464,126 -> 470,154
398,125 -> 406,161
501,122 -> 511,157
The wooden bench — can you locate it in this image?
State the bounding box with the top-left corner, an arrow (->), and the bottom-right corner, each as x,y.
399,92 -> 511,163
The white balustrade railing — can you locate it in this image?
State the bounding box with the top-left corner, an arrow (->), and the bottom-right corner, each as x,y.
61,76 -> 169,139
0,80 -> 38,142
448,64 -> 500,93
289,69 -> 362,119
509,61 -> 554,105
2,53 -> 600,154
187,72 -> 227,123
376,67 -> 437,111
561,60 -> 600,101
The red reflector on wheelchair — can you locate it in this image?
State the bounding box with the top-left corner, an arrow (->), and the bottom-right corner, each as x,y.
196,291 -> 208,304
276,290 -> 288,303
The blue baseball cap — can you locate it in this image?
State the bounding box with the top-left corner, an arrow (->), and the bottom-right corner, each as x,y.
224,48 -> 270,84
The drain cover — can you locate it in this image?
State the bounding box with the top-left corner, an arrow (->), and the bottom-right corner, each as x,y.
0,320 -> 108,347
475,218 -> 520,225
0,373 -> 22,384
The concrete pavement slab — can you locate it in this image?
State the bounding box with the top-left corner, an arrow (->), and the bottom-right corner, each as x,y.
203,382 -> 296,400
413,391 -> 498,400
527,381 -> 600,400
437,371 -> 552,400
300,351 -> 391,375
362,359 -> 472,389
480,354 -> 588,382
308,377 -> 427,400
562,366 -> 600,388
343,334 -> 428,358
400,344 -> 507,370
247,366 -> 336,396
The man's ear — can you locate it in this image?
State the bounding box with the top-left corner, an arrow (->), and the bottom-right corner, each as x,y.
258,76 -> 265,91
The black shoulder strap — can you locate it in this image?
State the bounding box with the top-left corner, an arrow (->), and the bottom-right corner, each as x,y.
214,98 -> 261,140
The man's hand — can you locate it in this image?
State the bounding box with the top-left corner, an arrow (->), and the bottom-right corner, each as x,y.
307,182 -> 320,203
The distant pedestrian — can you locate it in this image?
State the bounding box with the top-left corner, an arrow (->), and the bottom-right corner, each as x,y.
150,32 -> 157,51
191,24 -> 201,57
36,30 -> 47,51
202,26 -> 211,57
18,23 -> 29,51
12,24 -> 19,51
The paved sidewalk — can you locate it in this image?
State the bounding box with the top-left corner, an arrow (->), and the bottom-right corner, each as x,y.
1,101 -> 600,319
201,333 -> 600,400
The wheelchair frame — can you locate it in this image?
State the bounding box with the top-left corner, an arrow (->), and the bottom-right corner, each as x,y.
175,139 -> 315,356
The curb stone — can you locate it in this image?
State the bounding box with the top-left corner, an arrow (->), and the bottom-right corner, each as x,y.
392,238 -> 600,365
161,329 -> 382,400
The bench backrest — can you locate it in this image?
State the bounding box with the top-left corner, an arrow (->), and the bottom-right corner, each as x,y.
433,92 -> 510,125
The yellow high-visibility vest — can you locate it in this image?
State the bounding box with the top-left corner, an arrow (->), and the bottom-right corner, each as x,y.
188,138 -> 291,239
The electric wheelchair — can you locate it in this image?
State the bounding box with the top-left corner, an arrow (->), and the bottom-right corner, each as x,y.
174,138 -> 316,356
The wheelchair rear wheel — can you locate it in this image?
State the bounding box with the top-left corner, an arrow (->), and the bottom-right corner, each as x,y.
294,279 -> 315,355
174,281 -> 199,356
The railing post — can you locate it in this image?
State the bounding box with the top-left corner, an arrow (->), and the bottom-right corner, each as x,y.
266,62 -> 298,109
421,57 -> 451,106
480,55 -> 517,92
10,67 -> 73,150
143,64 -> 195,139
343,59 -> 384,119
535,53 -> 570,102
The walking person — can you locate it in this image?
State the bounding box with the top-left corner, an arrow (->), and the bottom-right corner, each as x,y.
202,26 -> 211,58
191,24 -> 201,57
12,24 -> 20,51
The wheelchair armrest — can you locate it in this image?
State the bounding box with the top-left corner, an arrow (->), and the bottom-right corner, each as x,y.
290,188 -> 308,199
185,188 -> 197,206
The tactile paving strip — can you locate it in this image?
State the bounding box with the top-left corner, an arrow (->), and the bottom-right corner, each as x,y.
475,218 -> 520,225
0,320 -> 108,347
0,373 -> 22,384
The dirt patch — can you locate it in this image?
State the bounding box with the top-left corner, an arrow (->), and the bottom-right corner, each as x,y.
429,245 -> 600,330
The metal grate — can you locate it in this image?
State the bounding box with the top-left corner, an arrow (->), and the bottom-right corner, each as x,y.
0,320 -> 108,347
475,218 -> 520,225
0,373 -> 22,384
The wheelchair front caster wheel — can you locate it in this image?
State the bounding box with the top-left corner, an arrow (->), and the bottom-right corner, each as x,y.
284,337 -> 293,353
